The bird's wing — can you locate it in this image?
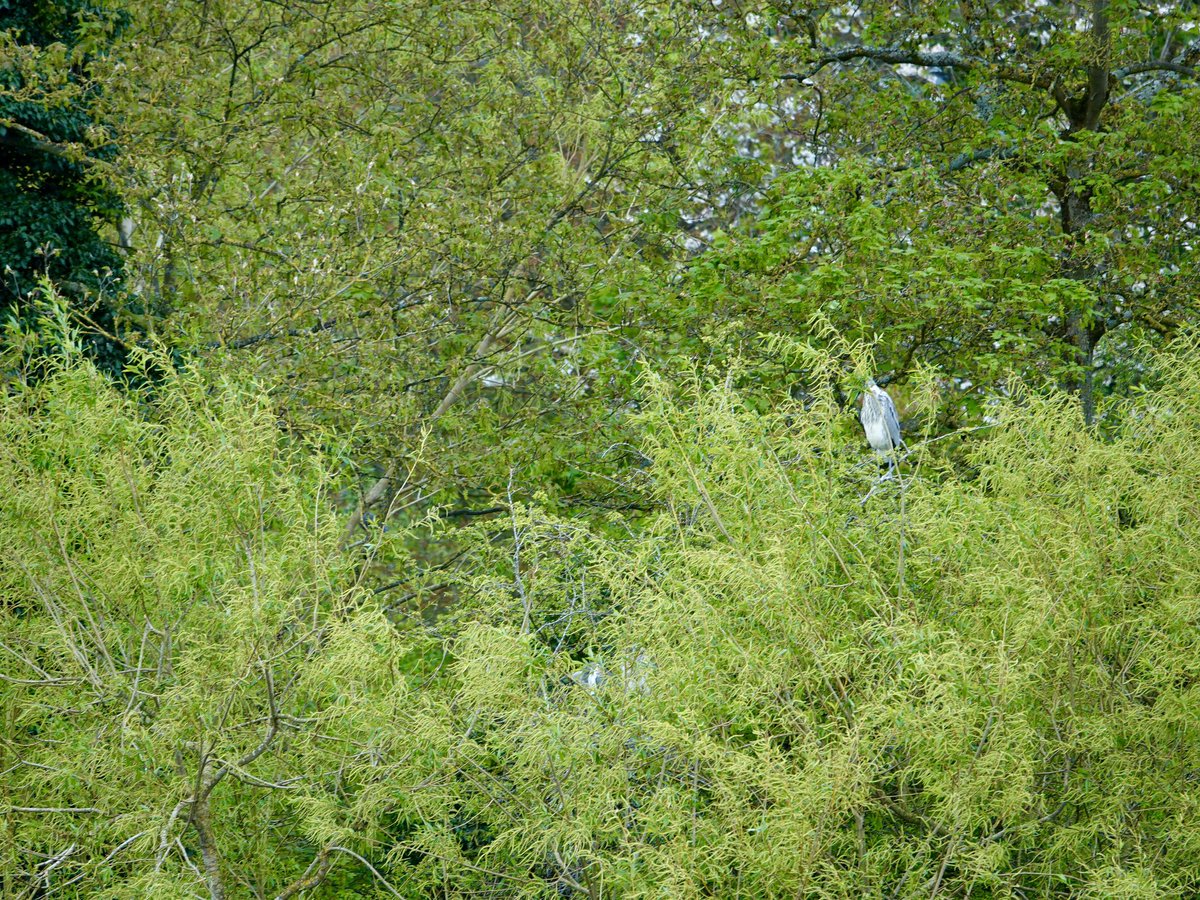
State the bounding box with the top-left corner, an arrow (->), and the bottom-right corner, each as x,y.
880,391 -> 902,447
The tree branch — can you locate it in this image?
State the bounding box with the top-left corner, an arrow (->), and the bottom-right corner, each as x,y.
1113,61 -> 1197,79
0,119 -> 99,167
327,846 -> 405,898
873,790 -> 951,838
798,44 -> 979,76
202,663 -> 280,799
782,44 -> 1057,91
273,848 -> 334,900
946,146 -> 1019,173
189,794 -> 226,900
441,506 -> 507,519
338,303 -> 524,548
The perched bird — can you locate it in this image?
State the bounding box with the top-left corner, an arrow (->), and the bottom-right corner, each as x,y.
565,651 -> 653,695
859,378 -> 903,475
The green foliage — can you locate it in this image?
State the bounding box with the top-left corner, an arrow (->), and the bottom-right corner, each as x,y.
107,0 -> 749,514
96,0 -> 1200,596
8,2 -> 1200,896
415,338 -> 1200,896
7,337 -> 1200,896
626,3 -> 1200,429
0,0 -> 132,373
0,344 -> 415,897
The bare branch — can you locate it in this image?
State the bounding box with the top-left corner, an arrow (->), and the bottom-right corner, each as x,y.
202,663 -> 281,799
797,44 -> 980,76
783,44 -> 1057,91
327,847 -> 404,898
338,302 -> 524,548
0,119 -> 102,167
273,848 -> 334,900
946,146 -> 1019,174
1114,61 -> 1197,79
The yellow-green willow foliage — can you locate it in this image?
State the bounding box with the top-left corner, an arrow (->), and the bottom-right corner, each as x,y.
415,346 -> 1200,898
0,347 -> 417,899
6,339 -> 1200,897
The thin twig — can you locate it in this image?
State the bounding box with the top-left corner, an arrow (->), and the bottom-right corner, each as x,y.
327,847 -> 405,898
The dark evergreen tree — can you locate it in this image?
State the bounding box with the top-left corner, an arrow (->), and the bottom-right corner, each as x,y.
0,0 -> 128,372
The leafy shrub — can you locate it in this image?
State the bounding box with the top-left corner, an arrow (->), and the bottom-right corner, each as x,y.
5,339 -> 1200,897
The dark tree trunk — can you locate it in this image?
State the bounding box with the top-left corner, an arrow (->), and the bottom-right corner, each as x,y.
1053,1 -> 1111,425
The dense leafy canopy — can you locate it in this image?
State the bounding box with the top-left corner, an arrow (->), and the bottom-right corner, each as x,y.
94,0 -> 1199,525
3,0 -> 1200,897
636,1 -> 1200,428
6,335 -> 1200,897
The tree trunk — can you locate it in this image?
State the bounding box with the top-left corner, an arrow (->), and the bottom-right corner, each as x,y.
190,795 -> 226,900
1055,0 -> 1111,425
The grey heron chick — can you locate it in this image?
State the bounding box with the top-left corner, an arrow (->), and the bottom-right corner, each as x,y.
859,378 -> 903,474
